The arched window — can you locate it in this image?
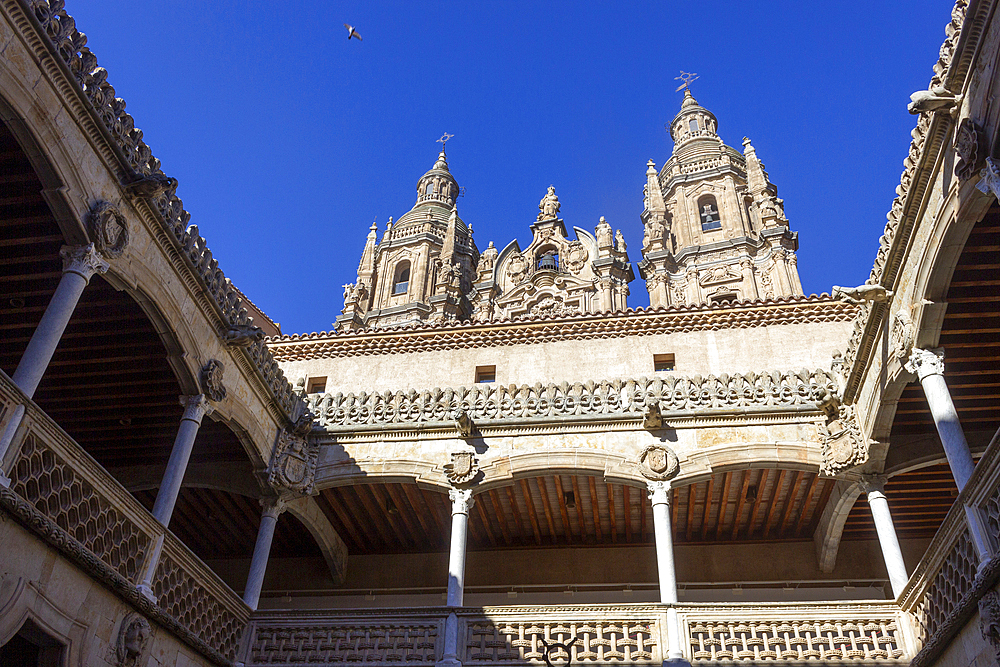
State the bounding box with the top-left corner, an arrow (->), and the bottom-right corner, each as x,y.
393,261 -> 411,295
689,118 -> 699,133
536,248 -> 559,271
425,182 -> 434,196
699,195 -> 722,232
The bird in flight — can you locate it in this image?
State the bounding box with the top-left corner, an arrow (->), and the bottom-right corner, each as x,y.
344,24 -> 362,41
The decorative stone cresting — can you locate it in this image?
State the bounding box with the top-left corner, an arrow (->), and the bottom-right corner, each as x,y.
248,623 -> 440,665
688,619 -> 903,661
10,435 -> 149,581
308,369 -> 838,430
26,0 -> 308,424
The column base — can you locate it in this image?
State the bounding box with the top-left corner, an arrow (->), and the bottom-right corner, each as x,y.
662,659 -> 692,667
436,659 -> 462,667
136,584 -> 157,605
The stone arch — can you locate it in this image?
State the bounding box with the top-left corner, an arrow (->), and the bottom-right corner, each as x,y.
0,578 -> 83,666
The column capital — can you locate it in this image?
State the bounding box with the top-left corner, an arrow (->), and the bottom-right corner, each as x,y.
904,347 -> 945,380
448,487 -> 474,514
858,474 -> 888,497
178,394 -> 213,423
260,496 -> 288,519
59,243 -> 110,281
646,480 -> 671,504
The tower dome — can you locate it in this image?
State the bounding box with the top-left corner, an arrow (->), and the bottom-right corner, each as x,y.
414,149 -> 459,208
668,88 -> 719,154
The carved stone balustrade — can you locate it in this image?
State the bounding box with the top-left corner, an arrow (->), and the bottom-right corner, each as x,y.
307,369 -> 839,432
242,602 -> 911,665
0,370 -> 251,665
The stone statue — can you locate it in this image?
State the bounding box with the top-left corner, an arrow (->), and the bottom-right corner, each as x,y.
116,613 -> 151,666
832,284 -> 893,305
538,186 -> 561,220
478,241 -> 498,277
615,230 -> 626,252
595,217 -> 613,249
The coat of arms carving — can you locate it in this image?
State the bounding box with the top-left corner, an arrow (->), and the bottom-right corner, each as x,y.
564,241 -> 589,274
88,201 -> 129,259
819,404 -> 869,476
444,451 -> 478,485
506,252 -> 529,284
268,428 -> 319,495
639,445 -> 679,481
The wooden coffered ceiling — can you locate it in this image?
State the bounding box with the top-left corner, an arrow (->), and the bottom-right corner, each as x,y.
314,470 -> 837,556
0,121 -> 246,473
891,205 -> 1000,438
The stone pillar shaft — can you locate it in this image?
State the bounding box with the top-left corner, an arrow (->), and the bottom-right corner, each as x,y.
862,478 -> 908,598
152,395 -> 212,527
446,488 -> 473,607
648,481 -> 684,661
243,498 -> 286,610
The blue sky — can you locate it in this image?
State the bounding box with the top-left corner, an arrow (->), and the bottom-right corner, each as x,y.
67,2 -> 950,334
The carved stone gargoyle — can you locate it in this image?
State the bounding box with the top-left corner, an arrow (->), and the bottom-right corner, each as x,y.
454,408 -> 473,437
832,284 -> 893,306
907,85 -> 961,114
123,171 -> 178,199
642,398 -> 663,429
223,323 -> 265,347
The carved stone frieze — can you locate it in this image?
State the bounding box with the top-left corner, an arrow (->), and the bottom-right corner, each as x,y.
699,264 -> 740,286
955,118 -> 984,181
819,404 -> 868,476
116,612 -> 151,666
444,451 -> 478,486
88,201 -> 129,259
268,428 -> 319,496
200,359 -> 227,402
638,445 -> 679,481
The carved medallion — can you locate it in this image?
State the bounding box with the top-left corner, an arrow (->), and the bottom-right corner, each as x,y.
444,451 -> 478,485
564,241 -> 589,274
116,612 -> 151,666
268,427 -> 318,495
200,359 -> 227,402
819,404 -> 868,476
88,201 -> 129,259
955,118 -> 984,181
639,445 -> 679,481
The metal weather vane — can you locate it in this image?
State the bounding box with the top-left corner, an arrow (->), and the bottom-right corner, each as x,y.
674,71 -> 699,92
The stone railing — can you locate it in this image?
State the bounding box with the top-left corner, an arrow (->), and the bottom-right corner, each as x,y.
24,0 -> 308,425
0,371 -> 250,665
308,369 -> 837,431
899,433 -> 1000,663
243,602 -> 912,665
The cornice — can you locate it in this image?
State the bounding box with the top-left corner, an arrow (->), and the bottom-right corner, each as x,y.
270,295 -> 856,362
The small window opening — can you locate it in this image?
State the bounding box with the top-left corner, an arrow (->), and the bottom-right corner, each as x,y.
307,377 -> 327,394
393,262 -> 410,295
711,292 -> 738,305
689,118 -> 699,133
425,182 -> 434,196
0,619 -> 64,667
653,354 -> 675,372
475,365 -> 496,383
699,196 -> 722,232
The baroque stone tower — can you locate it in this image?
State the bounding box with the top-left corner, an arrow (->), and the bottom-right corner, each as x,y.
336,148 -> 479,330
638,89 -> 803,306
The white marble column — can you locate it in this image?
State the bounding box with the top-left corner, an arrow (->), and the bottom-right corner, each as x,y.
860,476 -> 908,598
439,487 -> 473,667
243,497 -> 287,610
151,395 -> 213,527
0,245 -> 109,485
905,348 -> 993,566
905,348 -> 975,488
648,480 -> 684,662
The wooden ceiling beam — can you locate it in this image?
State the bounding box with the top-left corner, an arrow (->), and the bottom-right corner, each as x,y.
606,482 -> 618,544
712,472 -> 731,541
571,476 -> 588,542
552,475 -> 575,544
587,476 -> 603,542
700,476 -> 714,542
486,488 -> 513,546
399,484 -> 438,548
473,496 -> 498,548
731,470 -> 751,541
623,484 -> 633,543
793,473 -> 820,538
535,477 -> 559,543
384,484 -> 426,546
777,471 -> 804,538
745,469 -> 770,539
505,485 -> 527,544
685,483 -> 697,542
519,478 -> 543,545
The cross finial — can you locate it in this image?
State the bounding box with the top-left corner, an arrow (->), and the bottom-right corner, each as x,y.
674,71 -> 699,93
437,132 -> 454,150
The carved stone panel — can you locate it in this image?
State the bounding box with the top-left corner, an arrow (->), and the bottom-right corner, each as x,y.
819,404 -> 868,476
955,118 -> 984,181
200,359 -> 227,402
444,451 -> 478,486
115,612 -> 151,666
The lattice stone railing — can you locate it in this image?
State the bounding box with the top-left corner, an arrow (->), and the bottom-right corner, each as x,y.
309,369 -> 837,430
245,603 -> 914,665
26,0 -> 308,425
900,431 -> 1000,657
0,371 -> 251,664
